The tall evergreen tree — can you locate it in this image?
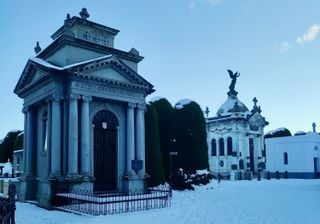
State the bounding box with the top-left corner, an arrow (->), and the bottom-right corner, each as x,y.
265,128 -> 291,139
151,98 -> 174,180
172,100 -> 209,173
0,130 -> 22,162
145,104 -> 166,187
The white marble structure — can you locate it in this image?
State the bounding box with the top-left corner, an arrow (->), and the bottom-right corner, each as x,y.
14,9 -> 154,207
206,71 -> 268,179
266,124 -> 320,179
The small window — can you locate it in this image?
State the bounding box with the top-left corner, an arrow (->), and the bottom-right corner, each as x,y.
211,139 -> 217,156
219,138 -> 224,156
83,31 -> 90,40
284,152 -> 288,165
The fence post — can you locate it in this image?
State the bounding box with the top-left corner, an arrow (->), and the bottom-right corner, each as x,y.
9,183 -> 16,223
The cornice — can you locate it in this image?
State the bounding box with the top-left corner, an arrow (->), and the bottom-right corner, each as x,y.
38,35 -> 144,63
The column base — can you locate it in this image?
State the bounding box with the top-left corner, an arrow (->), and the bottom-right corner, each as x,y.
122,174 -> 147,194
136,170 -> 150,179
124,170 -> 137,179
18,175 -> 36,202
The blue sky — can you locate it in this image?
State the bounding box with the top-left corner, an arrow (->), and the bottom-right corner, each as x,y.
0,0 -> 320,138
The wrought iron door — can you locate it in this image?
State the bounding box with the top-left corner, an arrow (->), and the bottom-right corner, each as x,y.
93,110 -> 118,191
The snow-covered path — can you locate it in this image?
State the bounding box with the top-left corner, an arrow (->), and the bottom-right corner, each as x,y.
16,179 -> 320,224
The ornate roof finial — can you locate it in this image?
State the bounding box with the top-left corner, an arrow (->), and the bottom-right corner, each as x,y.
34,41 -> 41,54
312,122 -> 316,132
251,97 -> 261,113
205,106 -> 210,117
64,13 -> 72,25
253,97 -> 258,107
79,8 -> 90,20
227,69 -> 240,97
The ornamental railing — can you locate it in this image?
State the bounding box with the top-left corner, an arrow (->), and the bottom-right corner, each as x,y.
52,187 -> 172,216
0,183 -> 16,224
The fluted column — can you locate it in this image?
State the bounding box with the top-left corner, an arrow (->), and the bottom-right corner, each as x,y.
126,102 -> 136,176
136,103 -> 146,176
80,95 -> 92,176
25,107 -> 35,176
68,94 -> 79,176
51,95 -> 62,177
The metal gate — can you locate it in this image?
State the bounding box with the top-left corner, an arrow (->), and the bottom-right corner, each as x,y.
93,110 -> 118,191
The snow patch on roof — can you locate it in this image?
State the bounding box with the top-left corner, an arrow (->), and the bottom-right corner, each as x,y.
30,54 -> 113,70
175,99 -> 193,109
217,96 -> 248,116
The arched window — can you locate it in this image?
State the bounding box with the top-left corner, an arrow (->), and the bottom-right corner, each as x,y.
219,138 -> 224,156
227,137 -> 233,155
284,152 -> 288,165
211,139 -> 217,156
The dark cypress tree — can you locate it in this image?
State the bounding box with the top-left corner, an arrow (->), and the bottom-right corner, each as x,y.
151,98 -> 174,180
172,100 -> 209,173
0,130 -> 22,162
265,128 -> 291,139
145,104 -> 166,187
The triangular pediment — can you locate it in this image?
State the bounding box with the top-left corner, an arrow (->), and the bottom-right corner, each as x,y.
70,56 -> 154,91
14,60 -> 50,95
85,67 -> 131,83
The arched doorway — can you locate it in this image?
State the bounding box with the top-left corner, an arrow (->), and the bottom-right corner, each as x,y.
92,110 -> 118,191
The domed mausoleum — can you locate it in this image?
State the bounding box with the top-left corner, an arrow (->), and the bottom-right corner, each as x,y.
206,70 -> 268,179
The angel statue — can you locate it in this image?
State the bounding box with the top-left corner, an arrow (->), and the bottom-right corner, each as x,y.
227,69 -> 240,94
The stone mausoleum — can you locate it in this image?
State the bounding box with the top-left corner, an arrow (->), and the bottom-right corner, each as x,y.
206,70 -> 268,179
14,8 -> 154,207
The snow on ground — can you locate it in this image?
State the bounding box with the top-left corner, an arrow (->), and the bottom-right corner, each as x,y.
16,179 -> 320,224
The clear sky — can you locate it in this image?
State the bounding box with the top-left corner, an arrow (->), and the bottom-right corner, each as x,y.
0,0 -> 320,139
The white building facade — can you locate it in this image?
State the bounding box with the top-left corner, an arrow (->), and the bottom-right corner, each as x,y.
206,71 -> 268,179
266,129 -> 320,179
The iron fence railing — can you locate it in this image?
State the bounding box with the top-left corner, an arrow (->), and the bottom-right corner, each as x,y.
52,187 -> 172,216
0,183 -> 16,224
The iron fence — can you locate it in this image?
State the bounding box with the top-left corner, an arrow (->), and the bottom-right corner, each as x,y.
0,183 -> 16,224
52,187 -> 172,216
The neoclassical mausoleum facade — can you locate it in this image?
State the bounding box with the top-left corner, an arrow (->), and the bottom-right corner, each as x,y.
14,9 -> 153,207
206,71 -> 268,179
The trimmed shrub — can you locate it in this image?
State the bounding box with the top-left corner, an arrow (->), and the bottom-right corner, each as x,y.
145,104 -> 166,187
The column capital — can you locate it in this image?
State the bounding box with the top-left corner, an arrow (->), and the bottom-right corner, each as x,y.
137,103 -> 146,111
52,93 -> 63,102
128,102 -> 136,109
22,106 -> 29,113
69,93 -> 81,100
82,95 -> 93,102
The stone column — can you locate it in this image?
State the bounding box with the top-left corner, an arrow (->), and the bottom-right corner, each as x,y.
80,95 -> 92,176
22,108 -> 27,175
51,95 -> 62,177
126,102 -> 136,176
45,98 -> 52,176
25,107 -> 34,176
135,103 -> 146,176
68,94 -> 79,177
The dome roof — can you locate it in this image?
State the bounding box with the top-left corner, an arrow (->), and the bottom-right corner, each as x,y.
217,95 -> 249,116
